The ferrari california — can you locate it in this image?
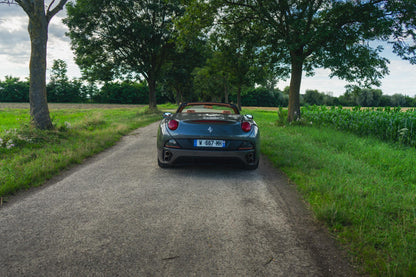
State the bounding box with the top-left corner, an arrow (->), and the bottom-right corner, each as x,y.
157,102 -> 260,169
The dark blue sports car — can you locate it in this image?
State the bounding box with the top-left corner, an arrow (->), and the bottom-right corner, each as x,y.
157,102 -> 260,169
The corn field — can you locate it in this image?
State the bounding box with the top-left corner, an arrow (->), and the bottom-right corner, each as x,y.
302,106 -> 416,147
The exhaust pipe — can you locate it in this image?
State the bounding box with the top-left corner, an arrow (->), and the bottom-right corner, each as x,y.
164,150 -> 172,161
246,153 -> 255,163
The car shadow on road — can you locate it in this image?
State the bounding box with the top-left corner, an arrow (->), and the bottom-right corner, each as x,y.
157,157 -> 260,182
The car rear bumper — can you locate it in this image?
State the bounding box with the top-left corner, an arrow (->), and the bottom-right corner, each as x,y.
158,147 -> 258,167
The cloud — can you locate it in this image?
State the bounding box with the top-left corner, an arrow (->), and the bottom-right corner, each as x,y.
49,15 -> 70,41
0,15 -> 30,63
380,60 -> 416,96
276,72 -> 349,97
0,3 -> 23,17
0,3 -> 80,81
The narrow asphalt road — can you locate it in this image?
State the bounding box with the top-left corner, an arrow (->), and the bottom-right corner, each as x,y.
0,122 -> 357,276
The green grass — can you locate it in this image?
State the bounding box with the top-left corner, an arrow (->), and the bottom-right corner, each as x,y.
2,104 -> 415,275
0,109 -> 30,129
0,106 -> 161,198
251,110 -> 416,276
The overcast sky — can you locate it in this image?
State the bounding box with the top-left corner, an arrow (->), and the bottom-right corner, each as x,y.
1,3 -> 416,97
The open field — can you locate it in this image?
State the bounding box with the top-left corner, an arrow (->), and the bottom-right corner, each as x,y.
1,104 -> 415,275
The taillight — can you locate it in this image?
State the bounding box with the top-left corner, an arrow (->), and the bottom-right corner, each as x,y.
168,119 -> 179,130
241,121 -> 251,132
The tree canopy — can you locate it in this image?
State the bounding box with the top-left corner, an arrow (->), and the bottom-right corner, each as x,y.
179,0 -> 416,121
65,0 -> 184,109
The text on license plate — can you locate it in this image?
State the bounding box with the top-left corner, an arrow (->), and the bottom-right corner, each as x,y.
194,139 -> 225,147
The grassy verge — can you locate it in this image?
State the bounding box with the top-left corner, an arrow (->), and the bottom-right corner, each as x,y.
251,109 -> 416,276
0,106 -> 161,199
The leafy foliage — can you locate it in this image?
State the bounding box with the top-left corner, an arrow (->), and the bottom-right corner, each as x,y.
180,0 -> 416,121
47,60 -> 87,103
159,40 -> 208,104
302,106 -> 416,147
0,76 -> 29,102
65,0 -> 184,108
230,87 -> 288,107
93,81 -> 148,104
387,0 -> 416,64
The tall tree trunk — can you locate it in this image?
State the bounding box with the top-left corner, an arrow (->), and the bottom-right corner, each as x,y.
237,85 -> 242,111
148,78 -> 157,110
175,89 -> 180,106
175,87 -> 183,105
224,78 -> 229,103
28,8 -> 53,129
288,52 -> 304,122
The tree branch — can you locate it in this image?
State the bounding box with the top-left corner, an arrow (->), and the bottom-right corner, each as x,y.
14,0 -> 33,15
0,0 -> 16,4
46,0 -> 68,22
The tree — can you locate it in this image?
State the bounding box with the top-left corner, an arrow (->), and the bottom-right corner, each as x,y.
193,62 -> 225,102
50,59 -> 68,83
0,76 -> 29,102
1,0 -> 68,129
390,94 -> 407,107
237,87 -> 286,107
160,40 -> 207,105
387,0 -> 416,64
304,90 -> 324,106
47,59 -> 86,103
65,0 -> 183,110
93,81 -> 148,104
208,13 -> 261,110
178,1 -> 271,110
182,0 -> 415,121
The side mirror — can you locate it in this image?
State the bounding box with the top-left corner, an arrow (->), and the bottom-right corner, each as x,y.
163,112 -> 172,118
245,114 -> 253,120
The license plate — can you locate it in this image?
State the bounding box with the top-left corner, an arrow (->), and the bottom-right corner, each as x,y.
194,139 -> 225,148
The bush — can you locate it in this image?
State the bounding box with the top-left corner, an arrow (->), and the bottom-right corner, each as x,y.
229,87 -> 287,107
93,81 -> 149,104
47,80 -> 87,103
0,76 -> 29,102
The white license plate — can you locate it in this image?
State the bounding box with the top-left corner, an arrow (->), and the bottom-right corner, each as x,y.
194,139 -> 225,148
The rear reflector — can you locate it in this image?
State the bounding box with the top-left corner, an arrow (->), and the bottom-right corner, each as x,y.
165,139 -> 181,148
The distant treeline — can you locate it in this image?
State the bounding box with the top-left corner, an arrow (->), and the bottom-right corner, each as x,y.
1,76 -> 415,107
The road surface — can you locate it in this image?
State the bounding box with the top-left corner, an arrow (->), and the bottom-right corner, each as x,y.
0,122 -> 357,276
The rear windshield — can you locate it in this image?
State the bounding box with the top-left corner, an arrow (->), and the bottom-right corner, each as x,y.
180,104 -> 238,114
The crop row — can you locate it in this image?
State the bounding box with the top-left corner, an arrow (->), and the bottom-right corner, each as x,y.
301,106 -> 416,147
